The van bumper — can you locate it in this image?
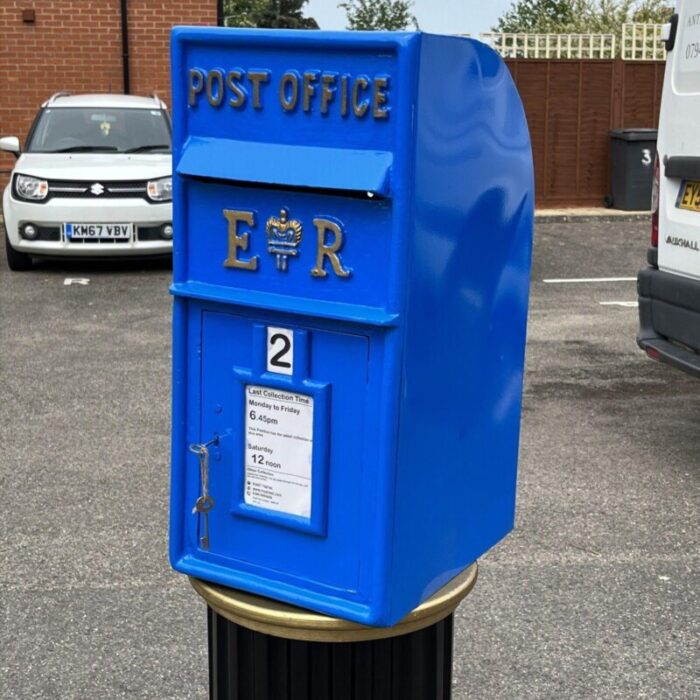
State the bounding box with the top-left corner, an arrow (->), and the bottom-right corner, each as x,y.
637,263 -> 700,377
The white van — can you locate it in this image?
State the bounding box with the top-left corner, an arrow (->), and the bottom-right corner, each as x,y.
638,0 -> 700,376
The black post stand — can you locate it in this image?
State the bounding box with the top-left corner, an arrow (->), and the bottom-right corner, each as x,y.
190,563 -> 477,700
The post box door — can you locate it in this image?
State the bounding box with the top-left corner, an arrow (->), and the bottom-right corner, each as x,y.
195,308 -> 372,598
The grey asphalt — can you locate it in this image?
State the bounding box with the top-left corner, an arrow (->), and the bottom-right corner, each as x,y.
1,220 -> 698,699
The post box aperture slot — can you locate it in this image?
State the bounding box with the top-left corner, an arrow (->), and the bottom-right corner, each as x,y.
184,175 -> 386,201
176,137 -> 393,198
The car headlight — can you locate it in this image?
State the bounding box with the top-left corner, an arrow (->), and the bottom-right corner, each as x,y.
147,176 -> 172,202
15,174 -> 49,201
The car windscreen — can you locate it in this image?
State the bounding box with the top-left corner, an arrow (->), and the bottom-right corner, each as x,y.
26,107 -> 172,153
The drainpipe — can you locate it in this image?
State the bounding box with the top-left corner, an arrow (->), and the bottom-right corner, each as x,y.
217,0 -> 224,26
120,0 -> 130,94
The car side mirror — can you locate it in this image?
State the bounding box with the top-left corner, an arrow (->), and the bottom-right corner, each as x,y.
0,136 -> 21,157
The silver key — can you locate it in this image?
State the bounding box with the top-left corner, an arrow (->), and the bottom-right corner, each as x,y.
195,495 -> 214,547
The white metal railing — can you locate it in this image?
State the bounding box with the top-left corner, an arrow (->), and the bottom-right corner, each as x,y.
477,32 -> 616,59
621,23 -> 666,60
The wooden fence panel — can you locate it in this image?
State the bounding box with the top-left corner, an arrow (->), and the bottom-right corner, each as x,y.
507,61 -> 548,201
545,62 -> 582,201
505,58 -> 665,207
621,61 -> 664,128
578,61 -> 615,202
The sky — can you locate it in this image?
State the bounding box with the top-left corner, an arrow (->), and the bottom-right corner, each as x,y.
305,0 -> 513,36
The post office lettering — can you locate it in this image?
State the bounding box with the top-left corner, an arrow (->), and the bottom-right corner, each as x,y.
187,67 -> 390,120
302,71 -> 319,112
188,68 -> 204,106
320,73 -> 338,114
279,70 -> 300,111
226,69 -> 246,108
247,69 -> 271,109
352,75 -> 370,118
206,69 -> 225,107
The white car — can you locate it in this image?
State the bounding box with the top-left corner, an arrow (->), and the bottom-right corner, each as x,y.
1,93 -> 173,271
637,1 -> 700,376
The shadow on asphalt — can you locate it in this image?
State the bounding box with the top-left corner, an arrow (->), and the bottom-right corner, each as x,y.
24,255 -> 172,275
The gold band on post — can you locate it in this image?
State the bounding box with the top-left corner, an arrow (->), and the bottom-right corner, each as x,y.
189,562 -> 478,643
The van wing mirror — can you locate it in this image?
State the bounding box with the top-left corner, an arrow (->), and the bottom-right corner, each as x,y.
662,14 -> 678,52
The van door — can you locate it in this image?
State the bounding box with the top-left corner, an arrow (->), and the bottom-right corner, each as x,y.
658,0 -> 700,279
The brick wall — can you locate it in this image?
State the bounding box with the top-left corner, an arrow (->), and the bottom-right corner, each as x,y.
0,1 -> 217,188
127,1 -> 217,106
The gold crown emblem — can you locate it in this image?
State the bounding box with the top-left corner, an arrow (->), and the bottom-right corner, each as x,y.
266,208 -> 302,272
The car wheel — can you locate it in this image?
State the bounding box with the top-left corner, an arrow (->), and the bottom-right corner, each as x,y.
4,228 -> 33,271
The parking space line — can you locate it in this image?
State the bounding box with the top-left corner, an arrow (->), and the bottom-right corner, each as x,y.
543,277 -> 636,283
599,301 -> 638,307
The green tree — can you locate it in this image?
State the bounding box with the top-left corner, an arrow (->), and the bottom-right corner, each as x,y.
224,0 -> 318,29
223,0 -> 267,27
632,0 -> 673,23
494,0 -> 672,33
340,0 -> 418,31
495,0 -> 577,33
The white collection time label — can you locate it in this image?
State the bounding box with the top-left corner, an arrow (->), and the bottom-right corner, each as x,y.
244,384 -> 313,518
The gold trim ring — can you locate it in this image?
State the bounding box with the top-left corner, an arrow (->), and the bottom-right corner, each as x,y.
189,562 -> 478,643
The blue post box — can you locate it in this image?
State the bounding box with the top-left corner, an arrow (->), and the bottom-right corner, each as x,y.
169,27 -> 534,627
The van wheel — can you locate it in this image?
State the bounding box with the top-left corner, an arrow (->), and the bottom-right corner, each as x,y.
4,229 -> 33,271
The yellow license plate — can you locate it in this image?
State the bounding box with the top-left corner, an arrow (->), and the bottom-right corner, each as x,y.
678,180 -> 700,212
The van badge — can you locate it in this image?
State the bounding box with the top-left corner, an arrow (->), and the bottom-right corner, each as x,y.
666,235 -> 699,252
266,208 -> 302,271
90,182 -> 105,196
